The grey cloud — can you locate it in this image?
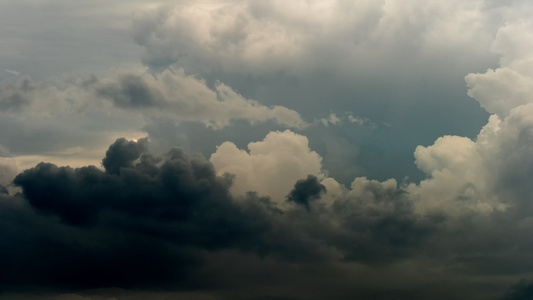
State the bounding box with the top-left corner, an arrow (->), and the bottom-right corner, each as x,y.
0,68 -> 306,166
89,69 -> 308,130
287,175 -> 326,209
96,74 -> 161,108
101,137 -> 149,175
0,78 -> 35,111
326,178 -> 442,263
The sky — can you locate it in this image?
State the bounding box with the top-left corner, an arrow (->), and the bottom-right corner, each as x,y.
1,0 -> 533,299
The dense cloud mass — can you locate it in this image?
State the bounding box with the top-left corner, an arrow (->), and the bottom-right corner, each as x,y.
0,123 -> 531,299
0,138 -> 442,295
3,0 -> 533,299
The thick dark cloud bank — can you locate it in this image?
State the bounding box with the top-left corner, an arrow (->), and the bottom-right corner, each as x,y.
0,138 -> 530,300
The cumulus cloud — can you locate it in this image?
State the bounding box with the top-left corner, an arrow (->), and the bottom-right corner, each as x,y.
210,130 -> 325,203
465,7 -> 533,118
411,12 -> 533,218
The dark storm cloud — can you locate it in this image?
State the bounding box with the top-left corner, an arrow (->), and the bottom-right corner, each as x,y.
325,179 -> 443,263
0,191 -> 196,290
13,138 -> 266,238
101,137 -> 149,174
6,138 -> 272,289
287,175 -> 326,209
5,137 -> 533,299
2,138 -> 447,292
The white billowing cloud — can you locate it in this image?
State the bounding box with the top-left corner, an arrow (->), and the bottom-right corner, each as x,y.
465,12 -> 533,118
93,68 -> 308,129
210,130 -> 325,203
490,10 -> 533,76
414,135 -> 478,176
209,129 -> 408,214
410,133 -> 497,215
465,67 -> 533,119
410,14 -> 533,215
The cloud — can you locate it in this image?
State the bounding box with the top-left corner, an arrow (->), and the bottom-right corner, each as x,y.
6,138 -> 275,289
101,137 -> 150,175
287,175 -> 326,209
128,0 -> 500,185
132,0 -> 495,74
2,119 -> 532,298
92,68 -> 308,129
210,130 -> 325,203
465,68 -> 533,118
0,67 -> 307,134
318,113 -> 341,127
401,11 -> 533,218
1,136 -> 444,294
0,78 -> 42,112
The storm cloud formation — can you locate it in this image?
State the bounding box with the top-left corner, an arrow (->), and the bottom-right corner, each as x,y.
0,137 -> 444,296
2,133 -> 532,299
0,132 -> 528,299
3,0 -> 533,299
5,138 -> 262,288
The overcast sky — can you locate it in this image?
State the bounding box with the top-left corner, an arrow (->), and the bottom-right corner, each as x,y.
2,1 -> 533,299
